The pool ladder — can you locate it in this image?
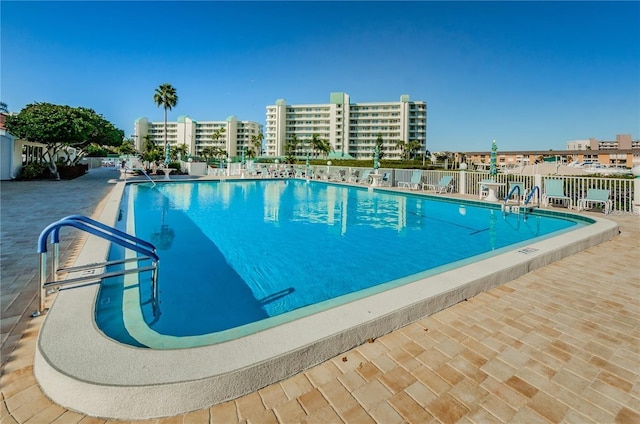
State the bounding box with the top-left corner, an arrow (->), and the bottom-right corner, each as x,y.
121,166 -> 156,187
32,215 -> 159,317
501,185 -> 541,217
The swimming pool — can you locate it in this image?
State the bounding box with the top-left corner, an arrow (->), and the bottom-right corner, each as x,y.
97,180 -> 579,348
36,178 -> 619,419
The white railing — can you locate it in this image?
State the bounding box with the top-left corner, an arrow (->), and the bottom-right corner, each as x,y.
211,164 -> 639,215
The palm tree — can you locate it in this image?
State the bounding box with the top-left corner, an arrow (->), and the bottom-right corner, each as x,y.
174,143 -> 188,160
251,133 -> 264,157
375,134 -> 385,161
285,134 -> 300,164
153,84 -> 178,164
310,133 -> 322,158
395,140 -> 407,160
201,146 -> 214,163
211,127 -> 226,146
406,140 -> 421,160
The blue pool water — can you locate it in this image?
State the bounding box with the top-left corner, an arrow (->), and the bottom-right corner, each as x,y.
96,180 -> 584,347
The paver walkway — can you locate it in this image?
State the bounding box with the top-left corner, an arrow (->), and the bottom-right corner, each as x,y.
1,170 -> 639,423
1,167 -> 120,366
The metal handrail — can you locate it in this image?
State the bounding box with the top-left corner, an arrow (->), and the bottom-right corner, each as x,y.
504,185 -> 522,203
32,216 -> 159,317
52,215 -> 156,251
524,186 -> 541,207
122,166 -> 156,187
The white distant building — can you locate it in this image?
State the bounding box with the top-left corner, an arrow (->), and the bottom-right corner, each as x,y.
265,93 -> 427,159
133,115 -> 263,158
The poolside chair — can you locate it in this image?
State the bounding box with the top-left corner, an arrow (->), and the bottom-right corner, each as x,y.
577,188 -> 611,214
423,175 -> 454,193
398,170 -> 423,190
379,172 -> 392,187
357,169 -> 372,184
330,169 -> 347,182
505,181 -> 527,204
542,179 -> 572,209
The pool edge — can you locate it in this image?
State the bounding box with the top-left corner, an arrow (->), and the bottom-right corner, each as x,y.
34,182 -> 620,420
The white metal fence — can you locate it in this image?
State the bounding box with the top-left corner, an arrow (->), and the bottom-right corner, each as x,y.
287,166 -> 637,214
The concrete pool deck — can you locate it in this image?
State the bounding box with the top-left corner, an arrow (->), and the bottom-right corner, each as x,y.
2,168 -> 639,423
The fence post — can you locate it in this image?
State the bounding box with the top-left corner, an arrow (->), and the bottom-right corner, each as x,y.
535,173 -> 543,191
459,163 -> 467,194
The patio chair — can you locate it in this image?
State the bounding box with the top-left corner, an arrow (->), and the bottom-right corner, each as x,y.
330,169 -> 347,182
356,169 -> 372,184
423,175 -> 454,193
542,179 -> 572,209
398,170 -> 423,190
379,172 -> 392,187
577,188 -> 612,214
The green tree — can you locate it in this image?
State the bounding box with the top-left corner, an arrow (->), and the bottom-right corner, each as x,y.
309,133 -> 331,158
409,140 -> 421,159
310,133 -> 322,158
153,83 -> 178,162
141,135 -> 162,165
0,101 -> 8,113
251,133 -> 264,157
211,127 -> 226,146
284,134 -> 301,164
399,139 -> 421,160
200,146 -> 214,162
118,138 -> 138,156
174,143 -> 188,160
5,102 -> 123,179
395,140 -> 407,160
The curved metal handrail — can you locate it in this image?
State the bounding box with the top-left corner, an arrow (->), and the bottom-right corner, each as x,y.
33,216 -> 159,317
122,166 -> 156,187
50,214 -> 156,252
38,219 -> 158,260
524,185 -> 541,207
503,184 -> 522,203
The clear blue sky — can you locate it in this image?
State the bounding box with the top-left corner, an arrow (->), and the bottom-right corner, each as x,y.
2,1 -> 639,152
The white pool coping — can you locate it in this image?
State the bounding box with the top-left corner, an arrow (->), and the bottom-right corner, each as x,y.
35,181 -> 619,420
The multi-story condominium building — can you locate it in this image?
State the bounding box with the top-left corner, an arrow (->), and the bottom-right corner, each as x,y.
134,115 -> 263,159
566,134 -> 640,151
265,93 -> 427,160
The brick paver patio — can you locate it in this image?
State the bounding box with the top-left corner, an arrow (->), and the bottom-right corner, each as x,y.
1,169 -> 638,423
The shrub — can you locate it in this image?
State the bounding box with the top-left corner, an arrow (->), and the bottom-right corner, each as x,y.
58,164 -> 88,179
19,163 -> 50,180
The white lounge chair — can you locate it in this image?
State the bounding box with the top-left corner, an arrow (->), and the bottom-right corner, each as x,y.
398,170 -> 423,190
356,169 -> 372,184
423,175 -> 454,193
542,179 -> 572,209
577,188 -> 611,214
330,169 -> 347,182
